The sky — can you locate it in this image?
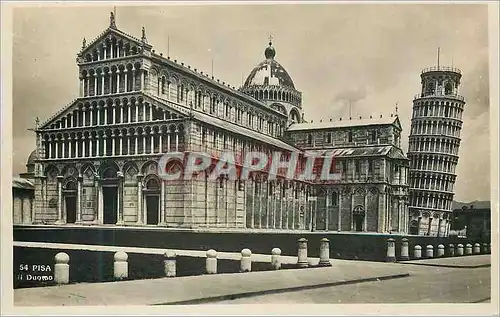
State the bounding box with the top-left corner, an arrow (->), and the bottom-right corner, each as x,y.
11,3 -> 490,202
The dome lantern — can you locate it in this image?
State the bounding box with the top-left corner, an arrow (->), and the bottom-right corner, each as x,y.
265,41 -> 276,60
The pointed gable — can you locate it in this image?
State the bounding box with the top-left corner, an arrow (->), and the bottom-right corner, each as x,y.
392,116 -> 402,131
39,98 -> 80,129
39,94 -> 189,130
78,24 -> 152,63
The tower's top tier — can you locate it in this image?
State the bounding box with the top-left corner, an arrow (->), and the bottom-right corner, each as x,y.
421,66 -> 461,75
418,65 -> 464,100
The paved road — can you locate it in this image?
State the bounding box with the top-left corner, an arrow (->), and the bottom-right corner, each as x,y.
211,260 -> 491,304
14,258 -> 411,306
14,253 -> 491,306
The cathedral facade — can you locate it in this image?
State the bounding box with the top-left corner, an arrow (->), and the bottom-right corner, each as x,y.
22,14 -> 410,234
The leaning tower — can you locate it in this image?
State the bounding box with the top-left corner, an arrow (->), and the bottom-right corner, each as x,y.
407,65 -> 465,237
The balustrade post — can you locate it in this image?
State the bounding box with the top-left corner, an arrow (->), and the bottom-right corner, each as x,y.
413,245 -> 422,259
54,252 -> 70,284
113,251 -> 128,280
164,251 -> 176,277
206,249 -> 217,274
297,238 -> 308,268
240,249 -> 252,273
400,238 -> 409,261
271,248 -> 281,270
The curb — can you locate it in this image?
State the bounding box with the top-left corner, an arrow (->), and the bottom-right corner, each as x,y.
155,273 -> 411,305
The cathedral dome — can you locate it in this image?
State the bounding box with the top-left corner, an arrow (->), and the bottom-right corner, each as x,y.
27,149 -> 38,166
243,41 -> 295,89
26,149 -> 38,173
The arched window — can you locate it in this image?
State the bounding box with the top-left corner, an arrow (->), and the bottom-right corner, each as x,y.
146,178 -> 160,190
348,131 -> 353,143
353,205 -> 365,215
331,192 -> 338,206
307,134 -> 313,145
65,181 -> 77,191
103,168 -> 117,179
409,220 -> 419,235
48,198 -> 58,208
445,82 -> 453,95
425,81 -> 435,95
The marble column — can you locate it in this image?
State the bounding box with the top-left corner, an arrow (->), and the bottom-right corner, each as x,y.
111,133 -> 116,156
150,131 -> 154,154
124,70 -> 128,92
142,133 -> 146,154
338,190 -> 342,231
350,191 -> 354,231
135,134 -> 138,155
82,135 -> 86,157
55,176 -> 64,224
119,132 -> 123,156
103,136 -> 108,156
89,135 -> 94,157
363,191 -> 368,232
159,133 -> 163,153
141,69 -> 145,91
159,180 -> 166,225
79,77 -> 84,97
120,103 -> 124,124
398,199 -> 402,232
325,189 -> 329,231
76,175 -> 83,223
117,173 -> 124,225
103,105 -> 108,125
132,69 -> 136,91
82,107 -> 87,127
101,72 -> 105,95
128,135 -> 131,155
48,137 -> 53,158
175,130 -> 179,152
97,178 -> 103,225
116,70 -> 121,93
96,135 -> 100,157
136,174 -> 143,224
61,138 -> 66,158
86,74 -> 90,97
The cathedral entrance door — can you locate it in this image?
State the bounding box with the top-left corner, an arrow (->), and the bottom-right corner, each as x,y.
144,177 -> 161,225
353,205 -> 365,232
103,186 -> 118,224
354,215 -> 364,232
63,180 -> 77,224
65,196 -> 77,224
146,195 -> 159,225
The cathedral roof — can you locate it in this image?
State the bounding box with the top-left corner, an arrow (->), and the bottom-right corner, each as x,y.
146,93 -> 299,152
12,177 -> 34,190
288,116 -> 401,131
243,41 -> 296,89
304,145 -> 407,159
